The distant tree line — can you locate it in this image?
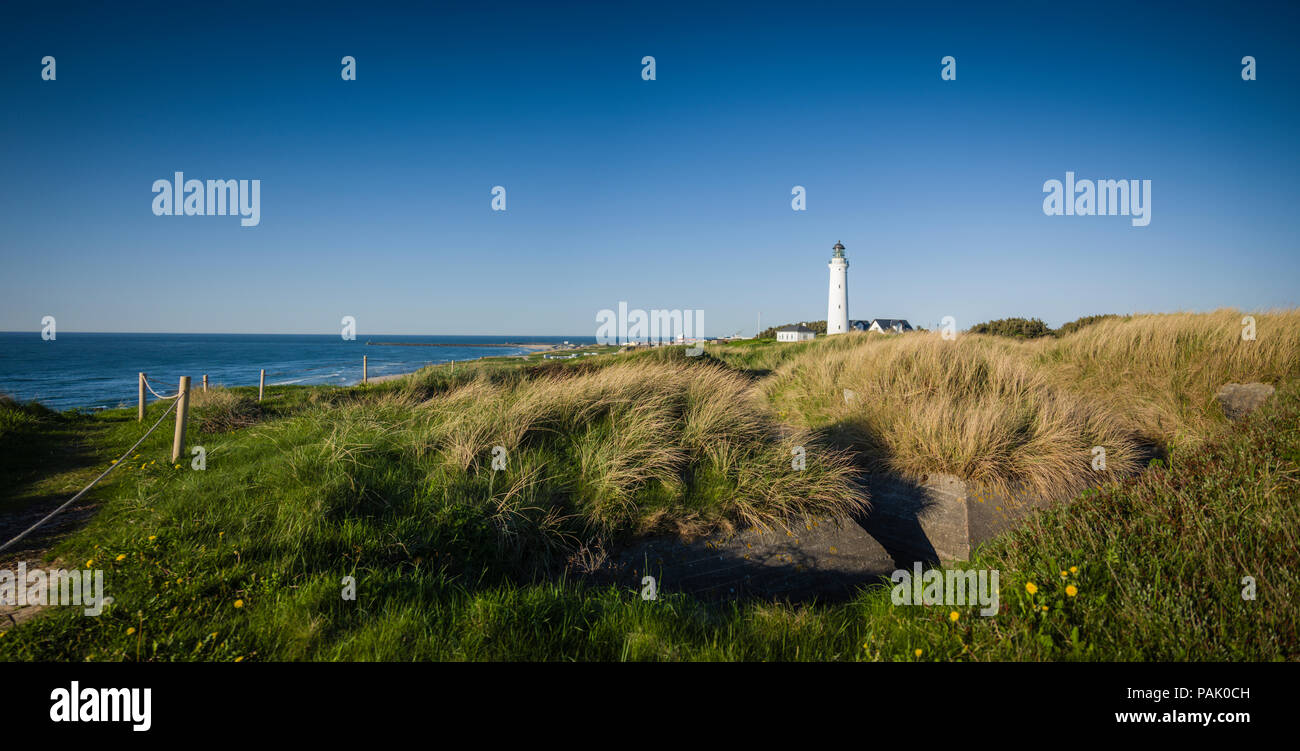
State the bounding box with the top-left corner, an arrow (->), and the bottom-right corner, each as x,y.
758,320 -> 826,339
969,314 -> 1120,339
758,315 -> 1117,340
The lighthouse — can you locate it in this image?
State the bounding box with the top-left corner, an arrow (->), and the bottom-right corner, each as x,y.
827,241 -> 849,335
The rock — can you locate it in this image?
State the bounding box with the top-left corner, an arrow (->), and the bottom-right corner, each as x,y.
1215,382 -> 1276,421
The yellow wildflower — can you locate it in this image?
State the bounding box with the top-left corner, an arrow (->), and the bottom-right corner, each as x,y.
1066,585 -> 1078,597
1025,582 -> 1038,595
949,611 -> 959,622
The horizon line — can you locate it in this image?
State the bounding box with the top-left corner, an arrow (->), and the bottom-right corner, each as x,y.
0,331 -> 601,338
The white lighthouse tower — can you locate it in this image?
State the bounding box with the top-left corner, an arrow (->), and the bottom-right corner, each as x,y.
827,241 -> 849,335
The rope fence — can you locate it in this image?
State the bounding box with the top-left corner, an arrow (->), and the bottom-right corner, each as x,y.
0,394 -> 182,556
2,354 -> 392,556
3,354 -> 405,555
142,375 -> 181,400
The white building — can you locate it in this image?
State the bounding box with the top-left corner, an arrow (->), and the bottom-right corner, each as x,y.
867,318 -> 913,334
775,324 -> 816,342
827,241 -> 849,335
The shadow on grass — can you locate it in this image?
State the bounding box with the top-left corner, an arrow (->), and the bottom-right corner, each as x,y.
0,404 -> 114,560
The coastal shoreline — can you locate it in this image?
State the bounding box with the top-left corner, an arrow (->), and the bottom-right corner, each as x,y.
366,342 -> 561,351
361,342 -> 585,385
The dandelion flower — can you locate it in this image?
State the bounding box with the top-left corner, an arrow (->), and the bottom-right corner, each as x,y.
1069,566 -> 1078,574
115,554 -> 126,562
233,599 -> 244,608
148,535 -> 157,541
949,611 -> 959,622
1060,571 -> 1068,578
234,656 -> 245,662
126,627 -> 136,635
1066,585 -> 1078,597
85,560 -> 94,568
914,648 -> 923,657
1025,582 -> 1038,595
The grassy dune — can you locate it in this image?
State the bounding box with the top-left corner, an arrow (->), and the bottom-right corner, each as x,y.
736,309 -> 1300,497
1034,310 -> 1300,447
1,309 -> 1297,660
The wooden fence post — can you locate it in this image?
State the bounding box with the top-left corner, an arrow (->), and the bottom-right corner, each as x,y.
258,369 -> 265,401
138,372 -> 146,422
202,374 -> 208,392
171,376 -> 190,464
363,355 -> 368,385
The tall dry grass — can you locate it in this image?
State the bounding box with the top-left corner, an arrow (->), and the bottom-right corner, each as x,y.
763,309 -> 1300,498
765,333 -> 1144,498
289,361 -> 864,567
188,387 -> 263,432
1034,309 -> 1300,448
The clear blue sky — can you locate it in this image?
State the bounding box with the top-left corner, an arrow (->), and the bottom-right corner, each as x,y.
2,0 -> 1297,336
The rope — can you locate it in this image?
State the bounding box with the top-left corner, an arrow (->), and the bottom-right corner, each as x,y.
0,396 -> 181,556
142,374 -> 181,400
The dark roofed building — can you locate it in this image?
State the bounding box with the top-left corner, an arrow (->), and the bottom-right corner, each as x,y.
868,318 -> 913,333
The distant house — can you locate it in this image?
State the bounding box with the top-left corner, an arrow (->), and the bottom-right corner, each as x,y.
776,324 -> 816,343
867,318 -> 913,334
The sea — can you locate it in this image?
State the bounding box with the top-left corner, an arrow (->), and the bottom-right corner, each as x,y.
0,333 -> 597,412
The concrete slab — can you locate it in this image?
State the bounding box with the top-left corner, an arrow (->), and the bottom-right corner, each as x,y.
594,514 -> 897,602
587,468 -> 1132,603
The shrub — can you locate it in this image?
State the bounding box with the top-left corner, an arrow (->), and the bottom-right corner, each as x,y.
1056,314 -> 1120,337
189,388 -> 264,432
969,317 -> 1053,339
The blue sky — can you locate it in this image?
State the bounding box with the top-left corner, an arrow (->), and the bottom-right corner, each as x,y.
1,0 -> 1297,336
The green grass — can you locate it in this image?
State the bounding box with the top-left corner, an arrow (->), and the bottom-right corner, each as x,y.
2,362 -> 1297,660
